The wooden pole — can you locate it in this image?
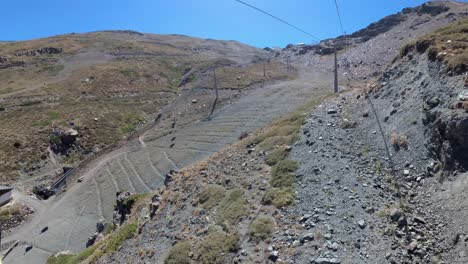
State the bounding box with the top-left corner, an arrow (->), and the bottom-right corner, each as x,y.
263,61 -> 266,77
208,68 -> 219,120
262,60 -> 266,87
334,47 -> 339,93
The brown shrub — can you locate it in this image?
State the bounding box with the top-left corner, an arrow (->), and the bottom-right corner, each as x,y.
390,132 -> 409,151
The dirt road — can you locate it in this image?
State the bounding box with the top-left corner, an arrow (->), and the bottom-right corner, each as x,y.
3,67 -> 332,264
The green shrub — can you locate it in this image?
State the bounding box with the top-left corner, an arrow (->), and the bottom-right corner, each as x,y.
199,184 -> 226,209
196,231 -> 239,264
262,187 -> 296,208
270,160 -> 298,188
165,242 -> 192,264
215,189 -> 246,228
249,216 -> 274,241
265,148 -> 287,166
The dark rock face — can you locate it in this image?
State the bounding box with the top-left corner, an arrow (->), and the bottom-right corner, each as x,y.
86,219 -> 109,248
403,3 -> 450,16
428,111 -> 468,172
349,13 -> 406,40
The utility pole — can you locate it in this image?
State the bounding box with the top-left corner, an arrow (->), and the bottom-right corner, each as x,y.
263,60 -> 266,77
334,46 -> 339,93
262,60 -> 266,87
208,68 -> 219,120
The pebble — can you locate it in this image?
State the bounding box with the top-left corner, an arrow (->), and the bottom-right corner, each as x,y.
358,220 -> 367,229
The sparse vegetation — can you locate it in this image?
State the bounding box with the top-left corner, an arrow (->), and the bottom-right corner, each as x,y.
243,95 -> 331,209
339,118 -> 357,129
39,64 -> 64,75
165,242 -> 192,264
249,215 -> 275,241
122,193 -> 149,208
0,204 -> 22,222
195,230 -> 239,264
399,18 -> 468,74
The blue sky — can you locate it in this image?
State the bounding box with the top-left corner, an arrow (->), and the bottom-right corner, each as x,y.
2,0 -> 464,47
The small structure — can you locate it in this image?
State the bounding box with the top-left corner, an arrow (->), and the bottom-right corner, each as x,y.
0,186 -> 13,206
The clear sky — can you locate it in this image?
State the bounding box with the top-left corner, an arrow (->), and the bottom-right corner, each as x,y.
2,0 -> 465,47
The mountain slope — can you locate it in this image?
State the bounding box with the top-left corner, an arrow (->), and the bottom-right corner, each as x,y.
278,1 -> 467,80
0,31 -> 292,184
43,4 -> 468,264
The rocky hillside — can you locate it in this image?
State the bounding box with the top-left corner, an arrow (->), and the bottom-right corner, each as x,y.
47,9 -> 468,264
277,1 -> 467,80
0,31 -> 293,184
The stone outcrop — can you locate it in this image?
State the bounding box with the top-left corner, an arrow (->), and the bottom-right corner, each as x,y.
112,191 -> 133,226
428,110 -> 468,173
14,47 -> 62,57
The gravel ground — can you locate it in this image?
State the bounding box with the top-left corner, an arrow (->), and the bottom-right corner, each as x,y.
275,50 -> 467,263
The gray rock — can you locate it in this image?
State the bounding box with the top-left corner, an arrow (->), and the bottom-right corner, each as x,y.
327,242 -> 338,251
389,208 -> 401,222
398,216 -> 408,228
358,220 -> 367,229
327,109 -> 338,114
300,233 -> 315,243
314,257 -> 341,264
413,216 -> 426,224
458,89 -> 468,101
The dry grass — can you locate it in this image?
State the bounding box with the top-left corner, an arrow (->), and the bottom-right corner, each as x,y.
211,61 -> 295,89
0,203 -> 22,222
399,18 -> 468,74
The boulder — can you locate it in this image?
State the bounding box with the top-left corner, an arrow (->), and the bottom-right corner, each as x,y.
61,128 -> 78,145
